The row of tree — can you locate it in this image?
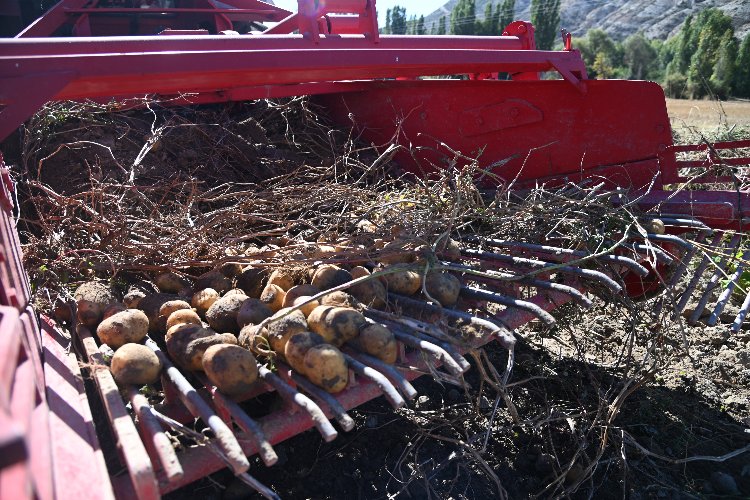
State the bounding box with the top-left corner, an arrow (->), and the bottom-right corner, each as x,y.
381,3 -> 750,99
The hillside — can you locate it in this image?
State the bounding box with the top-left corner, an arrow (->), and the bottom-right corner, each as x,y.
424,0 -> 750,41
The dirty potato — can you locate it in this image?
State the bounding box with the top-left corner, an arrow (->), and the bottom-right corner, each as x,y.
191,288 -> 219,318
165,324 -> 237,371
138,293 -> 179,334
259,283 -> 286,312
283,284 -> 321,308
110,343 -> 162,385
266,308 -> 308,354
74,281 -> 120,328
382,266 -> 422,296
304,344 -> 348,393
424,272 -> 462,307
349,266 -> 387,309
284,331 -> 325,375
236,266 -> 269,298
311,265 -> 353,291
96,309 -> 149,349
155,272 -> 191,294
267,269 -> 296,291
205,293 -> 249,333
236,298 -> 273,328
307,305 -> 366,346
202,344 -> 259,398
166,309 -> 202,331
195,271 -> 232,294
349,323 -> 398,364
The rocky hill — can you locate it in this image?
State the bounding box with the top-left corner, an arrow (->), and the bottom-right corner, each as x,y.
424,0 -> 750,41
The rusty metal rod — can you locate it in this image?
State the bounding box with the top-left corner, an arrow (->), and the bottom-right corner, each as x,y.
144,339 -> 249,475
256,365 -> 338,442
391,330 -> 464,377
343,349 -> 418,401
689,234 -> 742,325
643,233 -> 694,252
708,249 -> 750,326
195,374 -> 278,467
676,232 -> 724,313
732,287 -> 750,333
127,387 -> 184,483
460,286 -> 556,325
280,364 -> 356,432
654,232 -> 706,318
627,242 -> 674,265
340,353 -> 405,409
462,248 -> 622,293
650,216 -> 713,232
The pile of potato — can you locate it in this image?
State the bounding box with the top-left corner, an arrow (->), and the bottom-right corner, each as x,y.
72,235 -> 464,399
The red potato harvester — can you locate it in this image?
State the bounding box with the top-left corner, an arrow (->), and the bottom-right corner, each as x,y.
1,1 -> 749,498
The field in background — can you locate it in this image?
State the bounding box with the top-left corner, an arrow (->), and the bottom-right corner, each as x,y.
667,98 -> 750,135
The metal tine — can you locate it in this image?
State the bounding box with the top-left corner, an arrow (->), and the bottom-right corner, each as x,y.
364,308 -> 463,346
708,249 -> 750,326
626,242 -> 674,264
236,472 -> 281,500
460,286 -> 556,325
654,232 -> 707,317
676,232 -> 725,313
390,293 -> 517,351
127,387 -> 184,483
731,287 -> 750,333
647,216 -> 713,233
391,330 -> 465,377
340,353 -> 405,409
256,365 -> 338,442
643,233 -> 694,253
370,317 -> 471,373
144,338 -> 250,475
462,248 -> 622,293
689,234 -> 742,325
444,261 -> 593,308
470,238 -> 649,277
194,373 -> 278,467
279,363 -> 356,432
343,349 -> 418,401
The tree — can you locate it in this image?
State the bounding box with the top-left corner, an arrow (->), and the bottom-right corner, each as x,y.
437,15 -> 447,35
686,8 -> 735,98
710,30 -> 738,98
389,6 -> 407,35
451,0 -> 475,36
498,0 -> 515,33
416,15 -> 426,35
384,8 -> 391,34
530,0 -> 560,50
735,34 -> 750,98
577,29 -> 622,78
623,33 -> 658,80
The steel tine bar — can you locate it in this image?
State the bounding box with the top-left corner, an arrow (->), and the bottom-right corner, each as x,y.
676,232 -> 724,313
363,308 -> 462,346
236,472 -> 281,500
127,387 -> 185,483
643,233 -> 694,252
708,249 -> 750,326
444,261 -> 593,308
340,353 -> 405,409
468,238 -> 649,276
650,216 -> 713,232
281,365 -> 355,432
731,288 -> 750,333
194,374 -> 278,467
460,286 -> 556,325
343,349 -> 418,401
385,323 -> 471,373
689,234 -> 742,325
654,232 -> 707,317
626,243 -> 674,264
391,330 -> 464,377
144,339 -> 250,475
256,365 -> 338,442
390,293 -> 517,350
461,248 -> 622,293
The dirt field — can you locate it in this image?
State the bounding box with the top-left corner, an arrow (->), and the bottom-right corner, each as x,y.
667,98 -> 750,135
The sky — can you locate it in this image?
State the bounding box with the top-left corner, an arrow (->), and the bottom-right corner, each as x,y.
270,1 -> 447,25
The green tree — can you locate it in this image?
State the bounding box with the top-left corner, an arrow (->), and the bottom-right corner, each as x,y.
477,3 -> 494,36
498,0 -> 515,33
530,0 -> 560,50
623,33 -> 658,80
686,8 -> 735,97
390,6 -> 407,35
710,30 -> 738,98
577,29 -> 622,78
437,15 -> 447,35
451,0 -> 476,35
416,15 -> 426,35
384,8 -> 391,34
735,34 -> 750,97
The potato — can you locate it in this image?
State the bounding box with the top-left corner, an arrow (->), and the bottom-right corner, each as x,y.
259,284 -> 286,312
96,309 -> 149,349
268,269 -> 295,291
436,235 -> 461,261
236,298 -> 273,328
102,303 -> 127,320
205,293 -> 249,333
307,306 -> 366,346
123,288 -> 147,309
349,323 -> 397,364
238,324 -> 270,353
166,309 -> 202,331
647,219 -> 666,235
217,262 -> 243,278
110,343 -> 162,385
311,265 -> 353,291
195,271 -> 232,294
266,308 -> 308,354
320,291 -> 360,309
283,284 -> 321,308
424,272 -> 462,307
349,266 -> 387,308
202,344 -> 259,398
74,281 -> 120,328
156,300 -> 191,333
191,288 -> 219,318
378,240 -> 416,265
290,296 -> 320,317
166,324 -> 237,371
304,344 -> 348,393
138,293 -> 179,334
284,331 -> 325,375
166,322 -> 194,343
236,266 -> 269,298
155,272 -> 191,294
382,266 -> 422,296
